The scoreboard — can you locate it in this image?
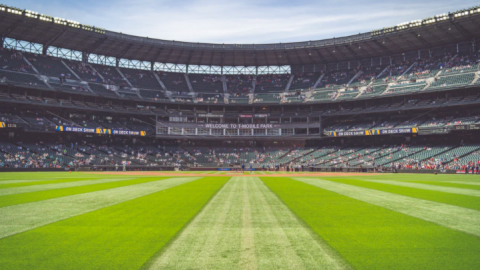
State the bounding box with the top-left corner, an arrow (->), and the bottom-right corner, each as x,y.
454,124 -> 480,130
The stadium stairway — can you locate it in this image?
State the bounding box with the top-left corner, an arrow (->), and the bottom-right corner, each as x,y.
471,72 -> 480,85
346,70 -> 363,86
116,68 -> 135,88
184,74 -> 194,93
60,60 -> 82,81
152,72 -> 168,90
285,74 -> 294,91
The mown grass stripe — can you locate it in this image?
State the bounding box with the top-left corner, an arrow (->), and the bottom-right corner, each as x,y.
150,177 -> 348,270
0,177 -> 200,239
249,177 -> 349,270
0,177 -> 228,270
0,177 -> 100,189
148,177 -> 245,269
445,181 -> 480,186
0,172 -> 94,181
0,180 -> 43,184
293,177 -> 480,237
263,177 -> 480,270
321,177 -> 480,211
363,179 -> 480,196
239,178 -> 257,270
249,177 -> 304,270
398,180 -> 480,190
0,177 -> 170,208
0,178 -> 135,196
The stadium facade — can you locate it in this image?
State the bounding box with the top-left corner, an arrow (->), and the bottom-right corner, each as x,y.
1,4 -> 480,172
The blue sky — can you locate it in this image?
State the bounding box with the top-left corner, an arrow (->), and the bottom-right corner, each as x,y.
5,0 -> 478,43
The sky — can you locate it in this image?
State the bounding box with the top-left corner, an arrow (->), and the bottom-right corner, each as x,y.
5,0 -> 478,44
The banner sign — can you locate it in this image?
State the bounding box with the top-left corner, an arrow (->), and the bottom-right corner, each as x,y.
218,168 -> 231,171
56,126 -> 146,136
197,114 -> 223,118
327,127 -> 418,137
203,123 -> 278,129
160,121 -> 319,129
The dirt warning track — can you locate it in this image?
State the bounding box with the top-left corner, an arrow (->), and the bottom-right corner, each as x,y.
85,171 -> 368,177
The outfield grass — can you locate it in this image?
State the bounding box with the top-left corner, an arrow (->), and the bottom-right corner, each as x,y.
0,176 -> 228,270
391,180 -> 480,190
0,177 -> 170,208
0,172 -> 479,269
319,177 -> 480,211
262,177 -> 480,270
149,177 -> 348,270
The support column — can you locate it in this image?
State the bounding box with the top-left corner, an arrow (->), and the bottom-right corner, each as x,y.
82,52 -> 88,63
319,115 -> 322,137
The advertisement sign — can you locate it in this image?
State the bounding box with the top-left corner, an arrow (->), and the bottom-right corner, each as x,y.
327,127 -> 419,137
56,126 -> 146,136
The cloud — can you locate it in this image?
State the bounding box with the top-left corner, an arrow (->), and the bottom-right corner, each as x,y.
3,0 -> 478,43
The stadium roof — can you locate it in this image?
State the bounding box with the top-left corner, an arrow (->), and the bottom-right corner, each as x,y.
1,6 -> 480,66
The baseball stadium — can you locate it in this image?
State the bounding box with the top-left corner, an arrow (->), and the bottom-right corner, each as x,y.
0,2 -> 480,269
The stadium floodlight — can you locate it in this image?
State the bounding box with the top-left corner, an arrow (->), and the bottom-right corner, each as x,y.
409,20 -> 422,28
7,7 -> 22,15
422,17 -> 436,25
435,13 -> 449,21
25,10 -> 39,19
0,4 -> 105,34
454,11 -> 469,17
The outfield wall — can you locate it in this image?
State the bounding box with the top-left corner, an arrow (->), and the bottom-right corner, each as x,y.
0,168 -> 66,172
398,169 -> 459,174
74,165 -> 176,171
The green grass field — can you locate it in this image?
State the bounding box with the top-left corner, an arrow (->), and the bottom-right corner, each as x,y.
0,172 -> 479,269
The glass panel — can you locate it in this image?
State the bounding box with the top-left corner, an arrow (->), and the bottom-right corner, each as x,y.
253,129 -> 266,136
88,54 -> 116,67
267,129 -> 280,136
198,128 -> 209,135
154,62 -> 186,73
239,129 -> 251,136
184,128 -> 196,135
119,59 -> 151,70
211,129 -> 223,136
47,46 -> 82,61
281,129 -> 294,135
4,38 -> 43,54
170,127 -> 182,135
225,129 -> 238,136
156,127 -> 168,134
